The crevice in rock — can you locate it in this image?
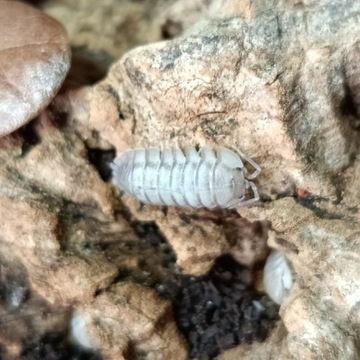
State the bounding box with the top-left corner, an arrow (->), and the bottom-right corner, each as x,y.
19,118 -> 41,156
22,0 -> 47,7
105,85 -> 127,121
339,83 -> 359,120
61,47 -> 111,91
85,145 -> 116,182
20,331 -> 103,360
161,19 -> 183,40
329,73 -> 360,173
122,340 -> 137,360
294,194 -> 344,220
131,221 -> 169,247
49,109 -> 69,129
56,200 -> 116,252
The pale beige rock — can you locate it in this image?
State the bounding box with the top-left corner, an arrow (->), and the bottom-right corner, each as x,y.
0,111 -> 185,357
42,0 -> 171,59
223,217 -> 270,267
5,112 -> 114,215
79,282 -> 187,360
120,199 -> 270,274
122,200 -> 228,274
342,157 -> 360,208
0,1 -> 71,137
241,197 -> 360,359
0,113 -> 128,306
57,0 -> 360,358
2,0 -> 360,359
0,256 -> 70,360
67,0 -> 360,203
219,322 -> 291,360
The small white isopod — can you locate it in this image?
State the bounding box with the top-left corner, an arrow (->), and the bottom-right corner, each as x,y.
70,312 -> 94,349
111,146 -> 260,209
263,250 -> 293,305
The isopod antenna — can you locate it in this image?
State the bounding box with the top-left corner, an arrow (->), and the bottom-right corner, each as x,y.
235,148 -> 261,180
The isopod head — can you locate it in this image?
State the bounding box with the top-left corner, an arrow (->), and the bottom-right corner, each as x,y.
222,167 -> 260,209
211,166 -> 245,207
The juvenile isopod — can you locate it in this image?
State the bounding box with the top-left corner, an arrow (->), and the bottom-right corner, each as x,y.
111,146 -> 261,209
263,250 -> 293,305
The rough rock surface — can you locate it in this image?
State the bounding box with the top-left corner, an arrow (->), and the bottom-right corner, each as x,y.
240,198 -> 360,360
0,114 -> 186,359
41,0 -> 209,59
1,0 -> 360,359
79,282 -> 188,360
0,1 -> 71,137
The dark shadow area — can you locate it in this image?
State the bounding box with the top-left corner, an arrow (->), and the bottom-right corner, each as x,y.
85,146 -> 116,182
19,118 -> 41,156
20,331 -> 102,360
172,255 -> 278,360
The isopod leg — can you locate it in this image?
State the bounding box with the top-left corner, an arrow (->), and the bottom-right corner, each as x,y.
235,149 -> 261,180
248,181 -> 260,201
227,181 -> 260,208
246,161 -> 261,180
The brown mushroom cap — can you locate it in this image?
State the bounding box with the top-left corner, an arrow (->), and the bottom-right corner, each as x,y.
0,1 -> 71,137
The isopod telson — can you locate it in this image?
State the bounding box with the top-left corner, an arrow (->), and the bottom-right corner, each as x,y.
111,146 -> 261,209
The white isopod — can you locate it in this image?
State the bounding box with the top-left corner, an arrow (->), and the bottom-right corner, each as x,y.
111,146 -> 261,209
263,250 -> 293,305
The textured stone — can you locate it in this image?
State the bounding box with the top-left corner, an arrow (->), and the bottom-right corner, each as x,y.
58,0 -> 360,358
42,0 -> 168,58
0,113 -> 184,358
241,197 -> 360,360
0,114 -> 121,304
0,256 -> 70,359
2,0 -> 360,359
79,282 -> 187,360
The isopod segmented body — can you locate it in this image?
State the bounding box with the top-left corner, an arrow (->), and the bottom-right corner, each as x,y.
111,146 -> 261,209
